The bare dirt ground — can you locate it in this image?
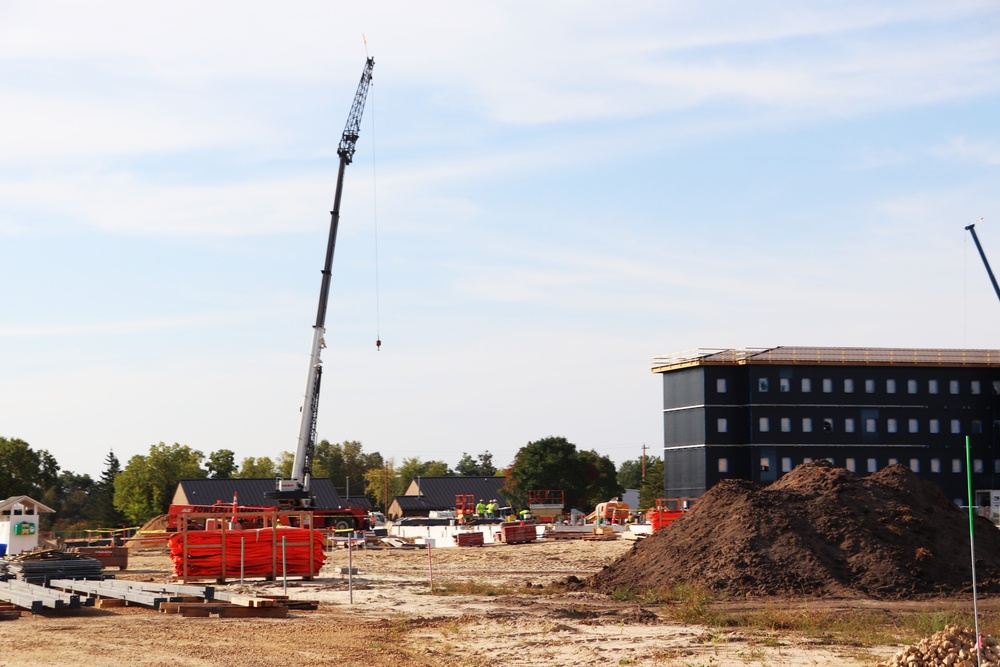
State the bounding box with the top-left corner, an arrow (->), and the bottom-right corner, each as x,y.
2,537 -> 971,667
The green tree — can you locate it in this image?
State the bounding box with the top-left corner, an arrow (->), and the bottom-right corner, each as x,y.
0,436 -> 60,501
114,443 -> 206,525
638,458 -> 664,511
397,457 -> 451,488
617,455 -> 661,490
503,436 -> 622,512
578,449 -> 623,508
617,458 -> 643,489
46,471 -> 96,531
363,462 -> 398,513
277,451 -> 294,478
93,451 -> 126,527
237,456 -> 278,478
207,449 -> 236,479
313,440 -> 384,500
455,451 -> 497,476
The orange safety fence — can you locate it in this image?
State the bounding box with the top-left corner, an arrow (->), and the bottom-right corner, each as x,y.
168,527 -> 326,578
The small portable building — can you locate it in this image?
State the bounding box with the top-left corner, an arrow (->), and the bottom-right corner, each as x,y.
0,496 -> 55,556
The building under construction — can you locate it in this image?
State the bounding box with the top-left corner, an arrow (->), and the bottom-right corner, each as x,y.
653,346 -> 1000,514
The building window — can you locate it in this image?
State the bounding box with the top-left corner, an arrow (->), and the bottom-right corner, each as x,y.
973,419 -> 983,434
972,380 -> 982,395
908,418 -> 919,433
822,378 -> 833,393
887,419 -> 898,433
910,459 -> 920,473
865,379 -> 876,393
717,418 -> 728,433
802,417 -> 813,433
995,459 -> 1000,474
779,378 -> 791,393
846,458 -> 856,472
844,378 -> 855,393
952,459 -> 962,473
931,458 -> 941,473
781,417 -> 791,432
930,419 -> 940,434
845,418 -> 855,433
886,379 -> 897,394
888,458 -> 898,466
865,418 -> 877,433
758,378 -> 769,392
802,378 -> 812,393
759,417 -> 770,432
822,418 -> 834,432
974,459 -> 984,473
951,419 -> 961,434
781,457 -> 792,472
928,379 -> 939,394
907,379 -> 918,394
760,457 -> 770,472
716,378 -> 727,393
803,457 -> 813,464
993,380 -> 1000,395
718,458 -> 728,473
950,380 -> 960,395
867,458 -> 878,473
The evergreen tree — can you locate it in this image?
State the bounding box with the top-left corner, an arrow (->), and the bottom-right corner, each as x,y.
94,451 -> 126,527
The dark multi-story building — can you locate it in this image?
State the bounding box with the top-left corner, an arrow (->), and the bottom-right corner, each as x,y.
654,346 -> 1000,514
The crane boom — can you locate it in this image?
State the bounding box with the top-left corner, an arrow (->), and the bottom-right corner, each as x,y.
966,222 -> 1000,307
271,57 -> 374,508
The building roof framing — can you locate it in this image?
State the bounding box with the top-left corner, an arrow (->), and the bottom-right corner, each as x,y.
652,346 -> 1000,373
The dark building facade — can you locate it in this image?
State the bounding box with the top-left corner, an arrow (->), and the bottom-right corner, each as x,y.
655,347 -> 1000,514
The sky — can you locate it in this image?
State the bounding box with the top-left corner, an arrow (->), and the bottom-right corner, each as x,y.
2,2 -> 999,480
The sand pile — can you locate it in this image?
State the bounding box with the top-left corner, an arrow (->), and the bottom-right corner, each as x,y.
589,461 -> 1000,599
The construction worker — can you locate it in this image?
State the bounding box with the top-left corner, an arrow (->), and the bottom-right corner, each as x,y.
476,499 -> 487,518
487,499 -> 496,519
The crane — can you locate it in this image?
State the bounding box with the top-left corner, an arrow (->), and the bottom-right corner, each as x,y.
269,57 -> 375,509
965,219 -> 1000,307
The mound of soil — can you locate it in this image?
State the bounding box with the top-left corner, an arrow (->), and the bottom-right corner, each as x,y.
589,461 -> 1000,599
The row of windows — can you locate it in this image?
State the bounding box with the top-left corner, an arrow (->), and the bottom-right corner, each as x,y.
716,417 -> 985,435
717,377 -> 995,396
716,456 -> 995,475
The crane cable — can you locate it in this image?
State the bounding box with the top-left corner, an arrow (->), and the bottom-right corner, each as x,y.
369,70 -> 382,351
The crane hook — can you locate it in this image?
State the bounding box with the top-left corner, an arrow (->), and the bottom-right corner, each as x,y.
376,338 -> 381,351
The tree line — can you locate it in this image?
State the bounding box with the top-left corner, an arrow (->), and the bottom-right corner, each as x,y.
0,435 -> 661,530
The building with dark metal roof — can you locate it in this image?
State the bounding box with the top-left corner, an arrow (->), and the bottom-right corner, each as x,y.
653,346 -> 1000,513
172,478 -> 359,510
387,476 -> 509,519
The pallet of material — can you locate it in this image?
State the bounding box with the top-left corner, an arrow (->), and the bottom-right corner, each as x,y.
454,532 -> 485,547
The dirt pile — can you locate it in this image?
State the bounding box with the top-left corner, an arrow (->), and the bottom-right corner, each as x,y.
877,625 -> 998,667
590,461 -> 1000,599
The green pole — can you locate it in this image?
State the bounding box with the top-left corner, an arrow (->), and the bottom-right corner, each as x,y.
966,435 -> 982,666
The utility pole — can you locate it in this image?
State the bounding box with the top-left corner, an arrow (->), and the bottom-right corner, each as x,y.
641,443 -> 648,480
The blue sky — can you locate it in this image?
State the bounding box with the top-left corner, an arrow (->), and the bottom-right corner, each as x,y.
2,2 -> 999,479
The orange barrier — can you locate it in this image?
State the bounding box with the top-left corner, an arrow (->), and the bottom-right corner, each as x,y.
168,527 -> 326,579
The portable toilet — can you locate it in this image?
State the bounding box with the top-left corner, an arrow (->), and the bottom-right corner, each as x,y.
0,496 -> 55,556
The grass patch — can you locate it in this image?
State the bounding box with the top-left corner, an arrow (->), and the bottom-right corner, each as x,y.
425,579 -> 561,597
